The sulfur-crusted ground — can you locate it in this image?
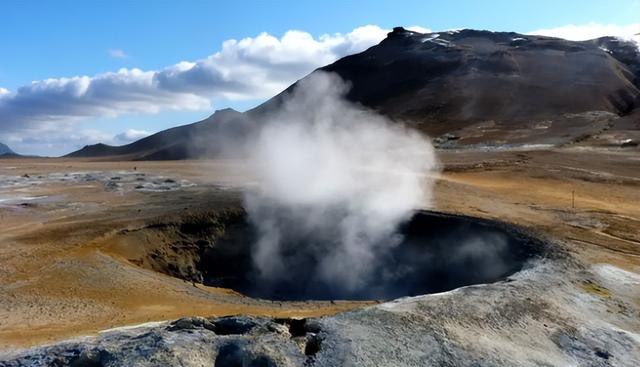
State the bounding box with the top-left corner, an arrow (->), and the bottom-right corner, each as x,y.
0,147 -> 639,365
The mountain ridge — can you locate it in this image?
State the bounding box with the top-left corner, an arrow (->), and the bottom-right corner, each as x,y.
68,27 -> 640,159
0,142 -> 17,156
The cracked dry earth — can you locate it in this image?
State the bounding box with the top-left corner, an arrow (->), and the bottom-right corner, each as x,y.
0,148 -> 639,366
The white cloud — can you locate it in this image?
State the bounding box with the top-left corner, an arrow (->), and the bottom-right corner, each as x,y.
115,128 -> 151,143
407,26 -> 432,34
0,25 -> 392,149
108,49 -> 129,59
528,22 -> 640,44
0,68 -> 211,135
153,25 -> 390,100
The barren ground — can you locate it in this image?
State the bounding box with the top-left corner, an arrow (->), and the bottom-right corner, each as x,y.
0,148 -> 638,350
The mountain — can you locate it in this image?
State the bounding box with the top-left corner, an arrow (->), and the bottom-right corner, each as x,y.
258,28 -> 640,147
67,108 -> 253,160
0,142 -> 17,157
68,28 -> 640,159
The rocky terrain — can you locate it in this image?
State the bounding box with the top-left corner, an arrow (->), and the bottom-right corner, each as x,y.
0,149 -> 639,365
68,28 -> 640,160
3,254 -> 639,366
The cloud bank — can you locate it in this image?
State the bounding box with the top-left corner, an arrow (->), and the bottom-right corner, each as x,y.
528,22 -> 640,44
0,25 -> 391,154
114,129 -> 151,143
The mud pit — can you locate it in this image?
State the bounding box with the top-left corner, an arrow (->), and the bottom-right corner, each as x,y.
132,210 -> 545,301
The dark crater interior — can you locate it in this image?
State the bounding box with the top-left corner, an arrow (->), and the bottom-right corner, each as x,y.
199,210 -> 543,301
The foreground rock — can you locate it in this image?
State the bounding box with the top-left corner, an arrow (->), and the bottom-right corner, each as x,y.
2,253 -> 639,366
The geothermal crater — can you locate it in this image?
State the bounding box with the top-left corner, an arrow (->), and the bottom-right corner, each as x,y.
131,210 -> 544,301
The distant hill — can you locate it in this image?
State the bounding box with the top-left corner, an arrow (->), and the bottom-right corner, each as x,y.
0,142 -> 18,157
68,27 -> 640,159
67,108 -> 254,160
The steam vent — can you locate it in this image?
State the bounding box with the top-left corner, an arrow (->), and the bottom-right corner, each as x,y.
127,209 -> 545,301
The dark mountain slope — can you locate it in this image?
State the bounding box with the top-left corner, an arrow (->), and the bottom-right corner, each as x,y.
69,28 -> 640,159
0,142 -> 20,157
68,108 -> 253,160
0,142 -> 14,155
257,28 -> 640,144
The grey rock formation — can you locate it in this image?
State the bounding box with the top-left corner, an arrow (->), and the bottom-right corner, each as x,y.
3,255 -> 639,366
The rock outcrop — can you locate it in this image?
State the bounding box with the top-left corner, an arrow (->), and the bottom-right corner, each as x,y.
3,256 -> 639,366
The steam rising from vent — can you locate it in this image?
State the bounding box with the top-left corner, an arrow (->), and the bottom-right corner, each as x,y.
244,72 -> 438,297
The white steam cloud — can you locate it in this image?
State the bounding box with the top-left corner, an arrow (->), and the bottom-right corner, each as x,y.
243,72 -> 438,297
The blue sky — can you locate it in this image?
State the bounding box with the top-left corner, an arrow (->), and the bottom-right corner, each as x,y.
1,0 -> 639,156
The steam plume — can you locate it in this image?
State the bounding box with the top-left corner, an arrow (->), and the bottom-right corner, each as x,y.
244,72 -> 438,298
